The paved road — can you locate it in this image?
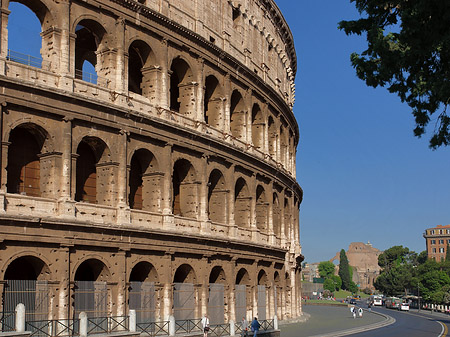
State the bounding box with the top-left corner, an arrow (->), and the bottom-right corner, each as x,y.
355,307 -> 447,337
280,304 -> 386,337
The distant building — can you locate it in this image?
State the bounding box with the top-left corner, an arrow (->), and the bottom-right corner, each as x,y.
331,242 -> 382,290
423,225 -> 450,261
302,262 -> 320,282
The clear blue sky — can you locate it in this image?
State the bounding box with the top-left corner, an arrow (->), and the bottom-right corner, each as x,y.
8,1 -> 450,263
276,0 -> 450,263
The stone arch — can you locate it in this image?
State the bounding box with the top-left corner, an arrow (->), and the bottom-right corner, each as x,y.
268,116 -> 277,158
173,263 -> 196,284
4,255 -> 51,280
235,268 -> 251,321
129,148 -> 161,211
255,185 -> 268,232
74,18 -> 108,82
129,261 -> 159,324
170,57 -> 195,116
6,123 -> 51,197
256,269 -> 269,319
257,269 -> 268,286
3,255 -> 52,321
173,263 -> 197,320
234,177 -> 251,228
251,103 -> 264,149
73,258 -> 111,318
172,158 -> 198,218
204,75 -> 223,129
208,169 -> 227,224
127,39 -> 156,96
230,90 -> 246,140
208,266 -> 227,324
272,193 -> 281,237
129,261 -> 159,283
75,136 -> 111,204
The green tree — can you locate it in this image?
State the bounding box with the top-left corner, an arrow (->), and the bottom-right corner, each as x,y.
330,275 -> 342,291
339,249 -> 351,290
318,261 -> 336,279
377,245 -> 411,271
323,278 -> 336,293
339,1 -> 450,148
446,244 -> 450,261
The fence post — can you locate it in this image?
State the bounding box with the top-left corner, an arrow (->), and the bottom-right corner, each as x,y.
230,320 -> 235,336
15,303 -> 25,332
169,315 -> 175,336
79,312 -> 88,337
273,315 -> 278,330
129,310 -> 136,332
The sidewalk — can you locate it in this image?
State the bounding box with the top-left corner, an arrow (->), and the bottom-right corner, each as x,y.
280,304 -> 391,337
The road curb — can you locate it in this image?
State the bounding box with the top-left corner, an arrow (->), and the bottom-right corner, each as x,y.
307,309 -> 396,337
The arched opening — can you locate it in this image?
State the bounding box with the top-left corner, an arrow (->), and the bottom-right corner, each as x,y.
74,259 -> 110,318
173,264 -> 196,320
235,268 -> 251,321
255,185 -> 268,233
129,149 -> 160,211
273,193 -> 281,237
274,271 -> 282,318
204,75 -> 223,128
75,137 -> 110,204
257,270 -> 268,320
230,90 -> 246,140
234,178 -> 250,228
208,169 -> 227,224
129,262 -> 158,323
128,40 -> 154,96
268,116 -> 276,158
208,266 -> 226,324
170,58 -> 195,116
75,20 -> 107,84
172,159 -> 197,218
3,256 -> 50,322
251,104 -> 264,149
7,2 -> 43,67
7,124 -> 47,197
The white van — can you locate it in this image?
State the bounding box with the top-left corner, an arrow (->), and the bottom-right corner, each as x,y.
399,302 -> 410,311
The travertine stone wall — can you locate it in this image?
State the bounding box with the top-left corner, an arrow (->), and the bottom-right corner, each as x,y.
0,0 -> 303,324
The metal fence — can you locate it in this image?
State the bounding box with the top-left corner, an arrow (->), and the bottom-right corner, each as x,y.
137,320 -> 169,336
129,281 -> 156,324
257,285 -> 266,320
208,284 -> 225,324
173,283 -> 195,320
73,281 -> 107,319
86,316 -> 128,335
0,311 -> 15,332
235,285 -> 247,322
7,49 -> 43,68
26,319 -> 78,337
175,318 -> 202,334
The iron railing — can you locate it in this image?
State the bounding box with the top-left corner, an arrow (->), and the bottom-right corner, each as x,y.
0,311 -> 15,332
208,323 -> 230,337
235,319 -> 274,335
7,49 -> 43,68
175,318 -> 202,334
137,320 -> 169,336
87,316 -> 128,335
26,319 -> 79,337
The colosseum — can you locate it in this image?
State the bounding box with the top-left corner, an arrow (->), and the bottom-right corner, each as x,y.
0,0 -> 303,332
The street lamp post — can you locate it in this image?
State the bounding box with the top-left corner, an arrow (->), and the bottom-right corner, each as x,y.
418,283 -> 420,312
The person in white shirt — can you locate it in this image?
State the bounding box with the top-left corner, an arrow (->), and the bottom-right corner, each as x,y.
201,314 -> 210,337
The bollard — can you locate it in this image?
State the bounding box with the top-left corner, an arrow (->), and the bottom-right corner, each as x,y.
15,303 -> 25,332
230,320 -> 235,336
79,312 -> 88,337
169,315 -> 175,336
273,315 -> 278,330
129,309 -> 136,332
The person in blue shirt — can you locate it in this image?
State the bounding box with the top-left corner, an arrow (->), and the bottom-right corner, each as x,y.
250,317 -> 260,337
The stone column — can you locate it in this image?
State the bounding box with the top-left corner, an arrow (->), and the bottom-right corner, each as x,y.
115,18 -> 126,93
60,117 -> 72,198
0,6 -> 10,61
199,155 -> 210,233
57,246 -> 71,323
160,39 -> 169,109
223,75 -> 231,134
162,143 -> 174,229
116,249 -> 127,316
117,129 -> 130,224
196,57 -> 205,122
162,253 -> 173,320
0,101 -> 6,210
227,167 -> 237,238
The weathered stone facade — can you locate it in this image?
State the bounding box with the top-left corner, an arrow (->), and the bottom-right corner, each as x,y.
0,0 -> 302,325
331,242 -> 381,290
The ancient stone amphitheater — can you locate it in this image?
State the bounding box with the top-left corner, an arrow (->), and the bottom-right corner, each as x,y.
0,0 -> 303,328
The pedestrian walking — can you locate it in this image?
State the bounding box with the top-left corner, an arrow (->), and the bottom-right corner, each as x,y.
358,307 -> 363,318
350,306 -> 356,319
201,314 -> 210,337
241,317 -> 248,337
251,317 -> 260,337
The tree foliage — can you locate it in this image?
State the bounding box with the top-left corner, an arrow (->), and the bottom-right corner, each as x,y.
318,261 -> 336,279
339,249 -> 351,290
339,1 -> 450,148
